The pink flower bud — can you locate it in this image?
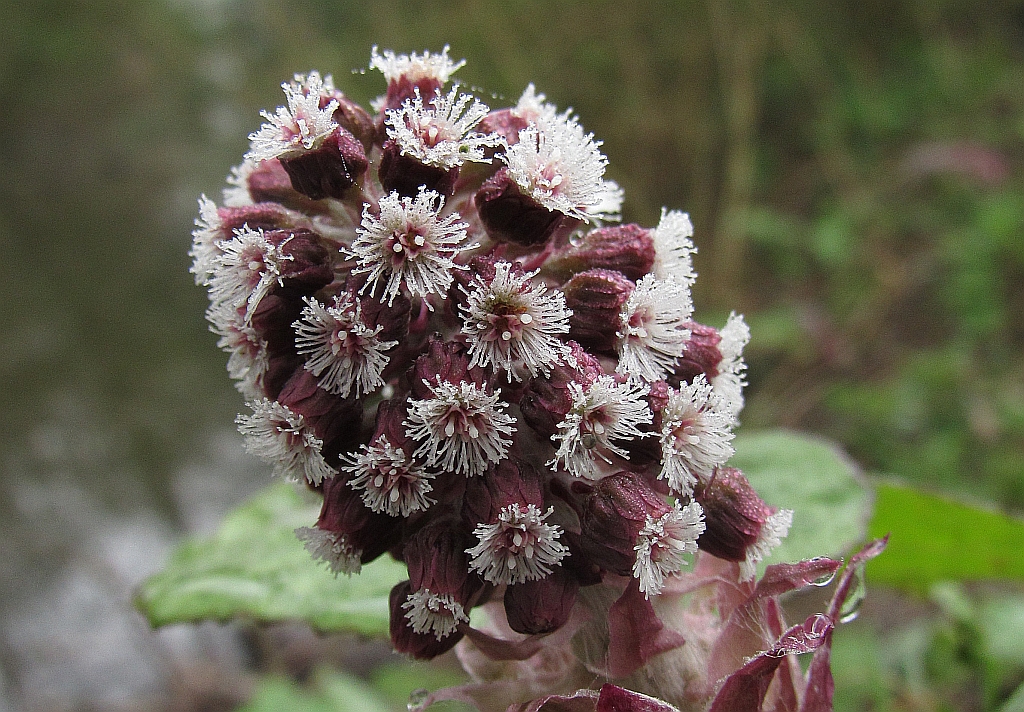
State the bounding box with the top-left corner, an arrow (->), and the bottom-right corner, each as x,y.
694,467 -> 792,580
246,159 -> 331,213
306,472 -> 399,565
462,458 -> 545,525
409,336 -> 479,398
545,224 -> 656,282
562,269 -> 634,353
477,108 -> 529,148
378,139 -> 459,197
330,95 -> 376,152
475,168 -> 574,246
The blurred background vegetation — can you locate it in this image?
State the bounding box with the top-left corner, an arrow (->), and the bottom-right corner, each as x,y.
1,0 -> 1023,710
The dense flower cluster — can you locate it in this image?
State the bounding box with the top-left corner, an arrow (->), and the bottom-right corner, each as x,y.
192,48 -> 881,712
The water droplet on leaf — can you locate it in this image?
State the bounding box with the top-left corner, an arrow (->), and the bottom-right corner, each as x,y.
408,688 -> 430,712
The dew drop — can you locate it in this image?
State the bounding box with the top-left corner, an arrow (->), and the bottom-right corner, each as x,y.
839,565 -> 867,623
408,688 -> 430,712
810,566 -> 837,588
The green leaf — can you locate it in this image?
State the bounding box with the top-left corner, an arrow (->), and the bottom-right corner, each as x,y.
239,668 -> 396,712
731,430 -> 873,565
868,481 -> 1024,593
134,481 -> 406,635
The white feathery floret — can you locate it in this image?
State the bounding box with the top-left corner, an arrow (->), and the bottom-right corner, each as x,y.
208,226 -> 293,322
236,399 -> 335,485
295,527 -> 362,576
385,86 -> 502,169
633,501 -> 705,598
466,503 -> 568,585
190,194 -> 224,285
502,115 -> 620,223
615,274 -> 693,382
343,436 -> 435,517
713,312 -> 750,422
549,376 -> 653,480
370,45 -> 466,85
293,294 -> 398,398
405,380 -> 515,477
658,375 -> 735,496
206,301 -> 268,400
349,188 -> 474,308
460,261 -> 573,380
739,508 -> 793,582
402,588 -> 469,640
222,159 -> 257,207
651,208 -> 698,284
247,72 -> 339,162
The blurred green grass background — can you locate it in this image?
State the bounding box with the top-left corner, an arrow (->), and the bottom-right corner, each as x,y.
1,0 -> 1023,710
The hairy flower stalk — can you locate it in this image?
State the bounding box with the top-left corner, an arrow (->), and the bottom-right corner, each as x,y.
193,47 -> 879,712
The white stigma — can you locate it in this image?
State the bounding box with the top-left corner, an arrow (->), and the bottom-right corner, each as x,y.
633,501 -> 705,598
236,399 -> 335,485
466,503 -> 568,584
343,437 -> 436,517
658,375 -> 736,496
615,274 -> 693,382
402,588 -> 469,640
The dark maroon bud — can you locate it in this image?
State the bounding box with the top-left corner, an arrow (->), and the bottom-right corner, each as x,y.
388,580 -> 464,660
381,76 -> 446,116
694,467 -> 774,562
463,458 -> 545,526
261,352 -> 302,400
279,128 -> 368,201
245,159 -> 312,208
212,202 -> 306,241
357,287 -> 411,346
504,566 -> 579,635
576,472 -> 671,576
331,95 -> 376,151
317,473 -> 399,563
673,321 -> 723,385
545,224 -> 656,282
562,269 -> 634,353
519,342 -> 603,437
277,369 -> 364,464
271,229 -> 335,293
477,108 -> 529,151
475,168 -> 572,246
378,140 -> 459,197
403,518 -> 478,600
409,335 -> 474,398
250,293 -> 303,354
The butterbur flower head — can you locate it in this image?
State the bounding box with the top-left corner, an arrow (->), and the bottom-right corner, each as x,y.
370,45 -> 466,112
502,118 -> 621,223
466,502 -> 568,585
192,48 -> 872,710
343,435 -> 435,517
385,87 -> 501,171
247,73 -> 339,163
460,260 -> 573,380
